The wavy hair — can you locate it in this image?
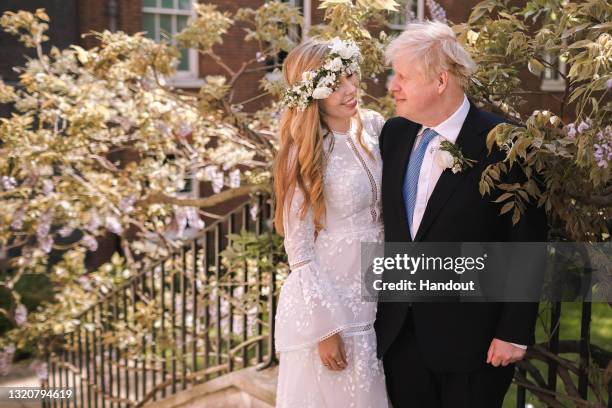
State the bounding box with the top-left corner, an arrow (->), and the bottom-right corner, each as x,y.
273,39 -> 370,236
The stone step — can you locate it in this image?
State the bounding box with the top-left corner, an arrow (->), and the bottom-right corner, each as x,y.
144,366 -> 278,408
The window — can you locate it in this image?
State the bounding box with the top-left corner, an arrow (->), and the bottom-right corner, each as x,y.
387,0 -> 425,31
540,52 -> 566,92
279,0 -> 304,43
142,0 -> 203,88
385,1 -> 425,88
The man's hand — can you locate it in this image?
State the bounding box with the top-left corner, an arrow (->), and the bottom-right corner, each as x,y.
486,338 -> 526,367
318,333 -> 348,371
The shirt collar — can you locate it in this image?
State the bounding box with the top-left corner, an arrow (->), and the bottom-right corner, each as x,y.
420,94 -> 470,144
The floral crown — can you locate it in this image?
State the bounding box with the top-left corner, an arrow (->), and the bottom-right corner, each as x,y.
281,37 -> 362,111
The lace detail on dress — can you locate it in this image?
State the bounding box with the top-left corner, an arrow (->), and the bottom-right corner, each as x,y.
289,259 -> 311,269
346,137 -> 379,222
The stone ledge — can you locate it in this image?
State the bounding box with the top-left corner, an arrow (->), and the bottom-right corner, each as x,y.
145,365 -> 278,408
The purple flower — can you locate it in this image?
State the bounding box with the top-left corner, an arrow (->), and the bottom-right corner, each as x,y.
42,179 -> 54,195
86,211 -> 102,232
229,169 -> 241,188
58,226 -> 74,237
119,196 -> 136,213
426,0 -> 448,23
82,234 -> 98,252
77,276 -> 92,291
250,202 -> 259,221
565,123 -> 576,139
14,304 -> 27,327
105,215 -> 123,235
1,176 -> 16,191
39,235 -> 53,254
593,127 -> 612,168
11,208 -> 25,230
186,207 -> 204,230
608,78 -> 612,90
173,206 -> 188,238
212,171 -> 224,194
577,120 -> 590,133
36,211 -> 53,240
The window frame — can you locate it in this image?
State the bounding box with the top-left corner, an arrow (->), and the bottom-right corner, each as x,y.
386,0 -> 425,31
142,0 -> 203,88
540,52 -> 567,93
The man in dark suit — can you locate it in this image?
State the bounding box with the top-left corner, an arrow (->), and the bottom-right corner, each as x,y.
374,21 -> 548,407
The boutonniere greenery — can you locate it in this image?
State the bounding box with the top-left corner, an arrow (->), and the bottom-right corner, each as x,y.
434,140 -> 477,174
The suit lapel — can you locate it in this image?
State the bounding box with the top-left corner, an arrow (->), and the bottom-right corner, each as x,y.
413,103 -> 489,242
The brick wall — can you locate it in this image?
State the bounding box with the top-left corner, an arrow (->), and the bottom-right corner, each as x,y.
78,0 -> 142,49
204,0 -> 269,110
0,0 -> 80,82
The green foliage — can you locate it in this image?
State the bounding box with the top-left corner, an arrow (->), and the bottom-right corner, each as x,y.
310,0 -> 397,80
175,4 -> 233,51
456,0 -> 611,241
235,0 -> 303,55
0,8 -> 49,48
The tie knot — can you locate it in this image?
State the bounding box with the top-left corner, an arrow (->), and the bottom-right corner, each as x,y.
416,128 -> 438,151
421,128 -> 438,143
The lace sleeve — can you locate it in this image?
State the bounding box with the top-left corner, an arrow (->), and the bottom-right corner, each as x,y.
281,185 -> 316,270
274,185 -> 355,352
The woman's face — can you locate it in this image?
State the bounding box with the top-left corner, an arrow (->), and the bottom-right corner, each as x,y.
320,73 -> 359,121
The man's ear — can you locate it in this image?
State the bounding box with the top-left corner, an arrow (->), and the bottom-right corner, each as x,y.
437,71 -> 449,94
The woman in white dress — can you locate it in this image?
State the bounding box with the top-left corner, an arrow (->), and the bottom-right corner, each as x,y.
273,38 -> 389,408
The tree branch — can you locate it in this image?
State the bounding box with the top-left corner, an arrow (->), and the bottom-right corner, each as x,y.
137,185 -> 261,208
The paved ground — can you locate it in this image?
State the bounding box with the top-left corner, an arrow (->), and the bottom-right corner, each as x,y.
0,359 -> 41,408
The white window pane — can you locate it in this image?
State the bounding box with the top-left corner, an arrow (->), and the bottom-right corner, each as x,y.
160,14 -> 172,39
142,13 -> 156,40
178,49 -> 189,71
389,0 -> 418,27
177,15 -> 188,32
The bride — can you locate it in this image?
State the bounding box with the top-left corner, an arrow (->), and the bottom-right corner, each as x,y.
273,37 -> 389,407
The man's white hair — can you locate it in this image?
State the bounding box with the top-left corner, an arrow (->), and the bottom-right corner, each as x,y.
385,21 -> 476,87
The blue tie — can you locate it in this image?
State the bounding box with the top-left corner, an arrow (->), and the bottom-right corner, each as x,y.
403,128 -> 438,233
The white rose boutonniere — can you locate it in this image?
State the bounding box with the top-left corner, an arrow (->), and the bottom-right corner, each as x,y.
434,140 -> 477,173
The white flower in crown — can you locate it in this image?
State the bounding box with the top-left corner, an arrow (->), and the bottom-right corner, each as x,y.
330,37 -> 359,59
324,57 -> 343,72
281,37 -> 362,111
312,86 -> 333,99
302,70 -> 316,82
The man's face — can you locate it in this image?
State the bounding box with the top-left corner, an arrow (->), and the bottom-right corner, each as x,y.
388,55 -> 439,124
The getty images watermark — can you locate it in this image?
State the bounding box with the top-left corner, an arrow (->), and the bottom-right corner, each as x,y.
360,242 -> 611,302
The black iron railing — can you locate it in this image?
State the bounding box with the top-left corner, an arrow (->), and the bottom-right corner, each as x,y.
40,192 -> 610,407
514,301 -> 611,408
42,194 -> 277,408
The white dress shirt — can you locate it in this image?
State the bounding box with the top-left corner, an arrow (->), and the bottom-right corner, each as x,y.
409,94 -> 470,239
408,94 -> 527,350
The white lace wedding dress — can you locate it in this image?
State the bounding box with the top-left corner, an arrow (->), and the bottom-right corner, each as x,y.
275,110 -> 390,408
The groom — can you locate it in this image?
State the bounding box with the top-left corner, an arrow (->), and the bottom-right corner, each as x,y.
374,22 -> 548,407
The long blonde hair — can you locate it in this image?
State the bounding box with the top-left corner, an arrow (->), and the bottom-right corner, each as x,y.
273,39 -> 370,236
